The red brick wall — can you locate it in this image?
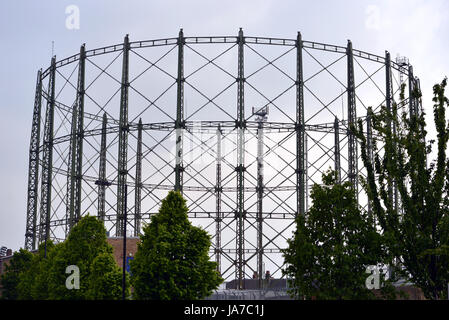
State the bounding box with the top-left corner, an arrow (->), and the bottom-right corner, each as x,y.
373,285 -> 426,300
106,237 -> 140,268
1,239 -> 140,276
0,255 -> 13,276
0,255 -> 14,296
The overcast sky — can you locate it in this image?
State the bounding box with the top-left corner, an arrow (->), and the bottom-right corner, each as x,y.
0,0 -> 448,252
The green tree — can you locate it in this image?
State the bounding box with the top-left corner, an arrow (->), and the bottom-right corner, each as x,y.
354,79 -> 449,299
45,215 -> 127,300
282,170 -> 393,300
86,252 -> 123,300
0,249 -> 33,300
17,241 -> 57,300
130,190 -> 223,300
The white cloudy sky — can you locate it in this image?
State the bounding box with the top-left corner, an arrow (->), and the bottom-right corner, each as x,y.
0,0 -> 448,251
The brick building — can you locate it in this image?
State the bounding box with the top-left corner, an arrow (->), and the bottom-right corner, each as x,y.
0,248 -> 13,296
0,248 -> 13,275
106,237 -> 140,269
0,238 -> 140,278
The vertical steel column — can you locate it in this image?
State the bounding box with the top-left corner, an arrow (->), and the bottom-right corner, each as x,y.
296,32 -> 305,216
215,125 -> 222,274
122,183 -> 128,300
175,29 -> 185,192
366,107 -> 373,215
256,120 -> 264,287
116,35 -> 130,237
96,113 -> 109,221
236,28 -> 246,289
408,65 -> 416,118
305,134 -> 309,211
385,52 -> 394,205
67,92 -> 78,233
67,44 -> 86,232
346,40 -> 358,196
385,52 -> 393,114
39,57 -> 56,244
386,51 -> 398,212
25,70 -> 43,250
73,44 -> 86,226
415,77 -> 422,116
134,119 -> 143,237
334,117 -> 341,184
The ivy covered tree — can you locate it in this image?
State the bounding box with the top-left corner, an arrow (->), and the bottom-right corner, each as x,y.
0,249 -> 33,300
283,170 -> 394,300
354,78 -> 449,299
130,190 -> 223,300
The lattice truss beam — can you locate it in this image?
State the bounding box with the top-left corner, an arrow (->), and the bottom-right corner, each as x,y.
26,30 -> 420,285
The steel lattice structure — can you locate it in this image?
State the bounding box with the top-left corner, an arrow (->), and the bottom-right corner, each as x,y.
25,29 -> 421,289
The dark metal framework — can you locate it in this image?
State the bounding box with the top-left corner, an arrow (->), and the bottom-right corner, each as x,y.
38,57 -> 56,244
25,30 -> 420,287
66,44 -> 86,232
25,70 -> 43,250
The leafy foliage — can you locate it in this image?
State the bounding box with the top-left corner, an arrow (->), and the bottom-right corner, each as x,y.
283,170 -> 394,299
45,215 -> 127,300
0,249 -> 33,300
17,241 -> 57,300
354,78 -> 449,299
9,215 -> 126,300
130,190 -> 223,300
86,252 -> 123,300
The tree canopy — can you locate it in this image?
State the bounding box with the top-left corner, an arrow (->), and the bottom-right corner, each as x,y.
17,240 -> 57,300
0,249 -> 33,300
45,215 -> 127,300
354,78 -> 449,299
130,190 -> 223,300
283,170 -> 393,299
1,215 -> 127,300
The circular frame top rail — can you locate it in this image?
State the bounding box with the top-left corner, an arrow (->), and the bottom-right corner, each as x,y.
39,32 -> 410,79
